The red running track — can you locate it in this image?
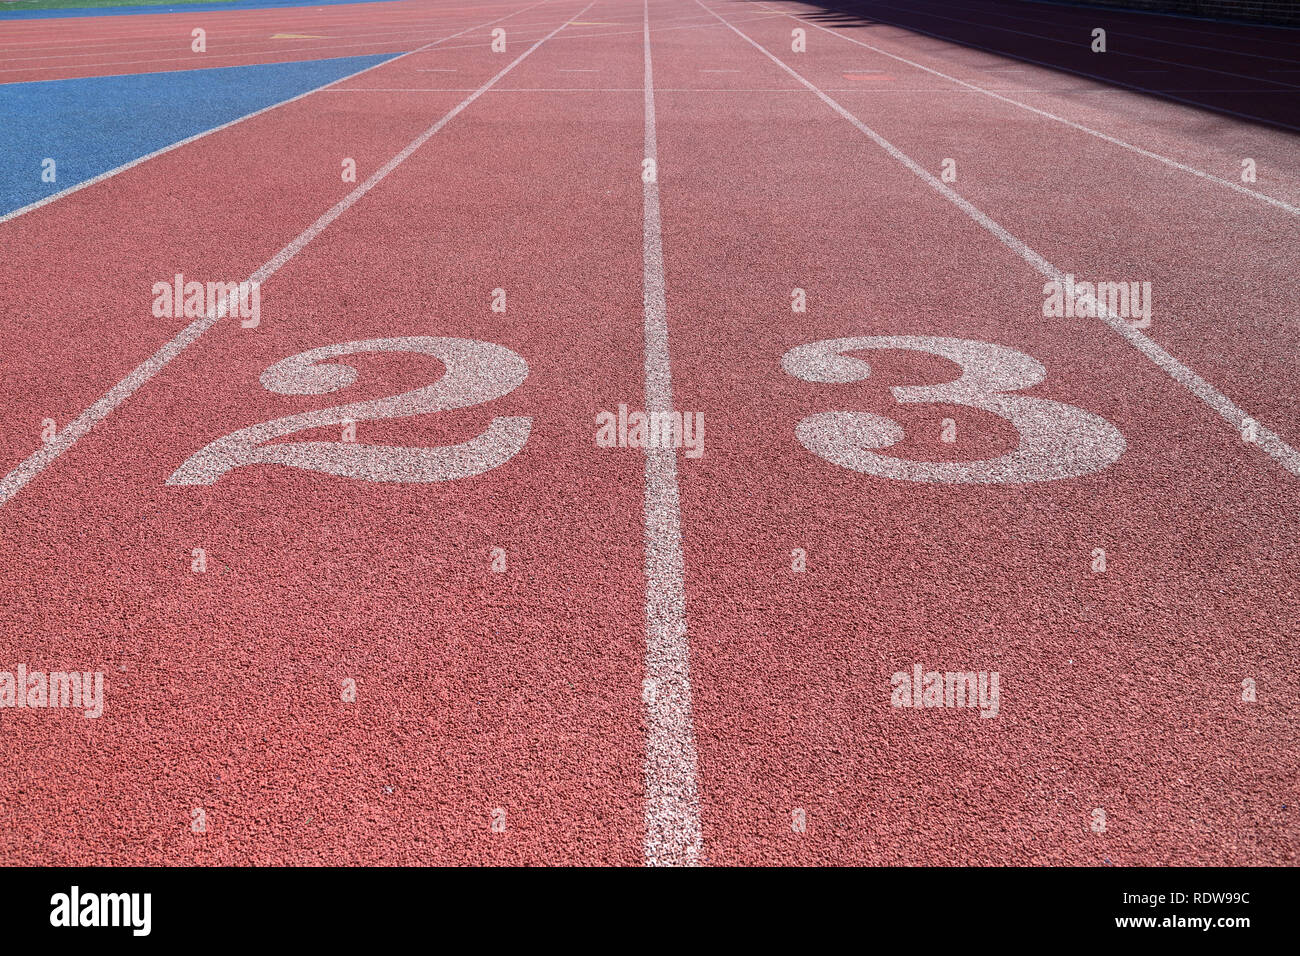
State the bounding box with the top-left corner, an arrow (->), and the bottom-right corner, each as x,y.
0,0 -> 1296,865
0,1 -> 522,82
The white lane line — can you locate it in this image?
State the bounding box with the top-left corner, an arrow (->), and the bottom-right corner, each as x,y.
754,2 -> 1300,216
700,0 -> 1300,480
0,1 -> 593,509
0,0 -> 553,226
641,0 -> 703,868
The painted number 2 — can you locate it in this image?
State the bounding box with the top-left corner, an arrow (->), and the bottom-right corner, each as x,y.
168,337 -> 531,485
781,336 -> 1124,483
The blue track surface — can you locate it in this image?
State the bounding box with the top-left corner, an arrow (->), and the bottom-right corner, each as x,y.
0,0 -> 401,20
0,53 -> 399,216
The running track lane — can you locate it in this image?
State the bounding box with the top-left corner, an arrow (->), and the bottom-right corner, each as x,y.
653,0 -> 1297,863
0,0 -> 553,473
726,2 -> 1300,457
0,0 -> 659,865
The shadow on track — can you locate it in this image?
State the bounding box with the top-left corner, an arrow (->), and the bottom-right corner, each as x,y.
737,0 -> 1300,132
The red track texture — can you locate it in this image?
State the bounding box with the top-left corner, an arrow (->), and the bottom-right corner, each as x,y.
0,0 -> 1296,866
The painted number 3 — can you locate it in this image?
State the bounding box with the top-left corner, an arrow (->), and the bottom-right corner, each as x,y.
168,337 -> 531,485
781,336 -> 1125,483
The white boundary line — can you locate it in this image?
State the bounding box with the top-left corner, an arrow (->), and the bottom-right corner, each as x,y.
0,0 -> 593,508
0,0 -> 555,226
752,1 -> 1300,216
698,0 -> 1300,480
641,0 -> 704,868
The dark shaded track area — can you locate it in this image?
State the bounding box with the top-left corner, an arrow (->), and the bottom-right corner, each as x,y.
743,0 -> 1300,129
